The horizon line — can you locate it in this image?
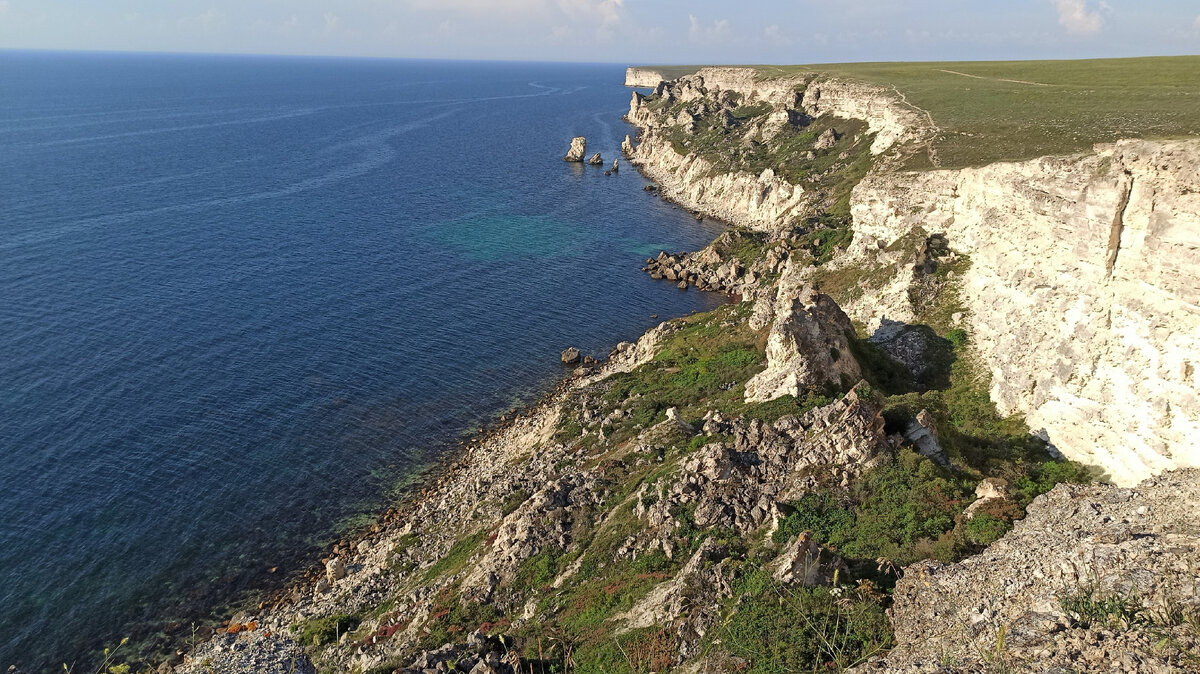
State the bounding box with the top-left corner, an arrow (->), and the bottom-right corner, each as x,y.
3,46 -> 1199,69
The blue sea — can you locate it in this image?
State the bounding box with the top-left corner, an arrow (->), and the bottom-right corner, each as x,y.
0,52 -> 724,669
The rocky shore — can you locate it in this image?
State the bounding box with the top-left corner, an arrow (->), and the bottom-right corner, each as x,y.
87,66 -> 1200,674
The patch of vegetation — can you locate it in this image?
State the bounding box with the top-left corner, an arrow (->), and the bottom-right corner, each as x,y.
777,449 -> 973,570
731,102 -> 773,120
739,390 -> 836,425
423,530 -> 490,582
711,568 -> 893,672
598,304 -> 766,441
572,625 -> 681,674
501,488 -> 531,516
418,586 -> 503,650
294,613 -> 362,647
708,229 -> 770,269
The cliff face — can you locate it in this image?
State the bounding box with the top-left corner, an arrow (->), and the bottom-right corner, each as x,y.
623,67 -> 665,88
850,140 -> 1200,485
630,135 -> 810,231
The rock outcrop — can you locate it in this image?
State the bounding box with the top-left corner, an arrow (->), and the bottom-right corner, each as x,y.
802,79 -> 929,157
850,139 -> 1200,484
563,136 -> 586,162
621,134 -> 634,155
587,152 -> 603,166
856,469 -> 1200,673
744,261 -> 861,403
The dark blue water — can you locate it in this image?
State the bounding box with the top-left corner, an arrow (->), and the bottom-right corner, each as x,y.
0,52 -> 725,669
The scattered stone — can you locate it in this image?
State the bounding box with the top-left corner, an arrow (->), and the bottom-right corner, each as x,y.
963,477 -> 1009,520
664,407 -> 694,433
325,557 -> 346,583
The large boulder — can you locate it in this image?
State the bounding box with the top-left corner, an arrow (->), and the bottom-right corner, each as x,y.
770,532 -> 849,586
588,152 -> 604,166
744,262 -> 861,403
814,127 -> 838,150
563,136 -> 586,162
560,347 -> 581,365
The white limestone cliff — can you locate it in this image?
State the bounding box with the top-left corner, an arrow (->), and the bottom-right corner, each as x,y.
849,139 -> 1200,485
624,67 -> 665,88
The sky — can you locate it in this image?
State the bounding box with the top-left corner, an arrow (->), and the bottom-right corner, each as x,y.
0,0 -> 1198,63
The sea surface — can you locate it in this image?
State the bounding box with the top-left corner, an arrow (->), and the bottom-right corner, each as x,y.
0,52 -> 726,669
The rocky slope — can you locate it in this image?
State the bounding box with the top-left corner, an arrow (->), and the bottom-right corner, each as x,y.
855,469 -> 1200,673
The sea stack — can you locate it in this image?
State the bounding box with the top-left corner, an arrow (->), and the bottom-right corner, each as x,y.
611,158 -> 619,172
622,134 -> 634,155
588,152 -> 603,166
563,136 -> 586,162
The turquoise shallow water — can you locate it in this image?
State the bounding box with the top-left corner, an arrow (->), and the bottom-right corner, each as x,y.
0,52 -> 726,669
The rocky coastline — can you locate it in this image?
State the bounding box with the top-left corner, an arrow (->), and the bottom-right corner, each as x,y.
72,65 -> 1199,674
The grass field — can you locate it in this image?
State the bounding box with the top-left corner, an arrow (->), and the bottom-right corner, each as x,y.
636,56 -> 1200,169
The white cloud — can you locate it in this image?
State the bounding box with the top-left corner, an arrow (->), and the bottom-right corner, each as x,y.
279,14 -> 299,34
1052,0 -> 1103,35
688,15 -> 730,44
406,0 -> 546,15
180,9 -> 226,33
763,23 -> 791,45
323,12 -> 341,34
558,0 -> 623,26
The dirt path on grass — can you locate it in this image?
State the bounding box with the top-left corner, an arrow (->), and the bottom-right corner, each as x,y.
936,69 -> 1053,87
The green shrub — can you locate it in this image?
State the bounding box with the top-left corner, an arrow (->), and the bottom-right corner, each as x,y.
501,489 -> 530,516
963,513 -> 1010,546
773,492 -> 855,546
716,573 -> 892,672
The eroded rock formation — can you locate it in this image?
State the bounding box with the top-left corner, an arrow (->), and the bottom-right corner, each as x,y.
563,136 -> 586,162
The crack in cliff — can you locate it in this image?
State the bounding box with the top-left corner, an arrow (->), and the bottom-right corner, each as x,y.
1105,170 -> 1134,278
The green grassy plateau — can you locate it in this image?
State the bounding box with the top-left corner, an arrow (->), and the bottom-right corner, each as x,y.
640,56 -> 1200,168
